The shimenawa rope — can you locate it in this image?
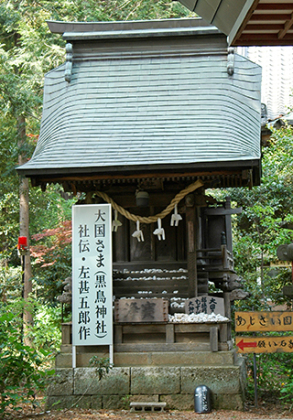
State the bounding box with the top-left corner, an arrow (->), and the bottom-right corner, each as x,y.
94,179 -> 203,224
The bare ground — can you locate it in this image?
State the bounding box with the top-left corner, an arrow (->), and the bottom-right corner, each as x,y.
6,400 -> 293,420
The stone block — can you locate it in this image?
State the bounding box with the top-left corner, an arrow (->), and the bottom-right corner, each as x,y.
46,369 -> 73,396
213,393 -> 244,410
102,395 -> 130,409
75,396 -> 103,409
55,353 -> 72,368
46,395 -> 102,410
160,394 -> 193,410
129,395 -> 159,403
45,395 -> 77,410
74,367 -> 130,395
181,366 -> 243,395
131,367 -> 180,395
114,352 -> 151,366
150,351 -> 235,366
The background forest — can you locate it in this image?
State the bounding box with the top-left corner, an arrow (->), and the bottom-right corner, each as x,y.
1,0 -> 293,415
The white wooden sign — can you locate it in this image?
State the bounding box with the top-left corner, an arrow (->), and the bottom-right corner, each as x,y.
72,204 -> 113,346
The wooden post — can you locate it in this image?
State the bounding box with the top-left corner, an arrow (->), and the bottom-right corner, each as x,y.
210,326 -> 218,352
166,324 -> 175,343
186,194 -> 197,297
224,197 -> 233,253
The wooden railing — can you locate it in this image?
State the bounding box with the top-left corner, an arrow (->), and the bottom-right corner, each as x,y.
197,245 -> 234,271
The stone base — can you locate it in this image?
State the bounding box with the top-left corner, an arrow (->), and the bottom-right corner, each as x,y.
46,353 -> 246,411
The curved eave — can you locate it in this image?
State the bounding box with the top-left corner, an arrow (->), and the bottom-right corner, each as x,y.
17,159 -> 261,190
177,0 -> 293,46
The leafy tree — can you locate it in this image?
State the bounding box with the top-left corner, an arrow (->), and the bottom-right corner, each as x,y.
230,126 -> 293,307
0,3 -> 193,413
0,1 -> 193,342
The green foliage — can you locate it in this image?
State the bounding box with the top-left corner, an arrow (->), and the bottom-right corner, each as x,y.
1,0 -> 293,411
245,351 -> 293,404
0,302 -> 55,416
280,366 -> 293,405
218,125 -> 293,405
89,356 -> 112,381
0,2 -> 194,413
29,304 -> 62,351
214,125 -> 293,307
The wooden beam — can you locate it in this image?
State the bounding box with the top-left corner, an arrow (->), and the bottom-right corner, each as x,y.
234,33 -> 293,45
250,13 -> 292,20
232,0 -> 260,44
245,23 -> 284,30
278,12 -> 293,38
257,3 -> 293,11
35,169 -> 245,183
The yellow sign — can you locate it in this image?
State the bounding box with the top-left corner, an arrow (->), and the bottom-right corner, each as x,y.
236,336 -> 293,354
235,311 -> 293,332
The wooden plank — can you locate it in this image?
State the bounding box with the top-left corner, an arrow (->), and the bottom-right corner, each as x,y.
113,261 -> 187,271
210,326 -> 218,352
235,311 -> 293,332
250,13 -> 292,21
186,203 -> 197,297
219,323 -> 228,343
223,292 -> 231,319
113,213 -> 129,262
174,323 -> 221,333
114,325 -> 123,344
121,324 -> 167,334
115,299 -> 168,322
166,324 -> 175,343
257,4 -> 293,11
234,33 -> 293,46
236,336 -> 293,354
114,342 -> 211,352
204,208 -> 242,215
245,23 -> 284,30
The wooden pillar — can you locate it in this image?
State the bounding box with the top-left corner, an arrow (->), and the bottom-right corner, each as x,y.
186,194 -> 197,297
224,197 -> 233,253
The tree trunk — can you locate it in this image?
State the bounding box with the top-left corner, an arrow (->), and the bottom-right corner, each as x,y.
18,115 -> 33,346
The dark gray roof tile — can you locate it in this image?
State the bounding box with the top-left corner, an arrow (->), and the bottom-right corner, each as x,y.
19,24 -> 261,176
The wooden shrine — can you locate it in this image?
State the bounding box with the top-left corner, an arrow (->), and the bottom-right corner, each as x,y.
18,18 -> 261,410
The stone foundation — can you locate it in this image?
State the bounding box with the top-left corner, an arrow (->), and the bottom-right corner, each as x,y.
46,354 -> 246,411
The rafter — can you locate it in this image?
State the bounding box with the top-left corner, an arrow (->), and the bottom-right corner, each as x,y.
278,12 -> 293,38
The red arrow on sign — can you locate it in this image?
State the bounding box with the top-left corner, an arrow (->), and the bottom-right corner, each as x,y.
236,339 -> 257,351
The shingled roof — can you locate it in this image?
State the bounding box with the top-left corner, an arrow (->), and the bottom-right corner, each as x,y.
18,18 -> 262,187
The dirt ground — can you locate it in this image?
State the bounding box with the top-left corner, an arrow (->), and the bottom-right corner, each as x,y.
7,400 -> 293,420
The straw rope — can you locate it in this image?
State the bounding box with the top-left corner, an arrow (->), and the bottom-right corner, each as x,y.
95,179 -> 203,224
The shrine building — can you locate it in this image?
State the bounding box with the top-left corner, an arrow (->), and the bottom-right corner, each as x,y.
18,18 -> 261,411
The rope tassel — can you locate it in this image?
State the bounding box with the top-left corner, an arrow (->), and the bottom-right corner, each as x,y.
132,221 -> 144,242
112,210 -> 122,232
153,218 -> 165,240
170,204 -> 182,226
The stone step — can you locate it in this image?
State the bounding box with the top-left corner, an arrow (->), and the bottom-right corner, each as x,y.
130,402 -> 166,412
55,350 -> 237,368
